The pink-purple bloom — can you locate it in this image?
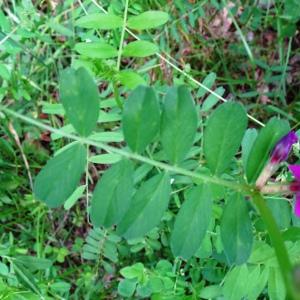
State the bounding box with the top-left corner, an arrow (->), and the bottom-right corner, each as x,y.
257,131 -> 300,217
256,131 -> 298,189
270,131 -> 298,164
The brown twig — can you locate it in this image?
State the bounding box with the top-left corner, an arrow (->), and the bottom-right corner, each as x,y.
8,121 -> 34,191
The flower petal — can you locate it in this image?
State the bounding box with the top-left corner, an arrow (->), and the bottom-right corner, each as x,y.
270,131 -> 298,164
289,165 -> 300,181
294,193 -> 300,218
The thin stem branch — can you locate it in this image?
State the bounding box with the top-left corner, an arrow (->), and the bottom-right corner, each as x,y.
8,121 -> 33,191
117,0 -> 129,70
0,105 -> 247,193
85,144 -> 90,224
223,0 -> 254,63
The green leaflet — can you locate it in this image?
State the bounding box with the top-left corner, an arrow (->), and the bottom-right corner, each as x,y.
59,67 -> 99,136
122,85 -> 160,153
75,42 -> 118,59
122,41 -> 158,57
34,143 -> 86,208
75,13 -> 123,29
160,85 -> 198,164
117,173 -> 170,239
90,159 -> 134,228
204,102 -> 248,175
221,193 -> 253,265
171,185 -> 212,259
127,11 -> 169,30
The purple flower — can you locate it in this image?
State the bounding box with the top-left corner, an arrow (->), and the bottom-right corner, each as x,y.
256,131 -> 298,188
270,131 -> 298,164
257,131 -> 300,217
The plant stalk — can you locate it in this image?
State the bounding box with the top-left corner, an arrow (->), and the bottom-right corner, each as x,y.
0,105 -> 247,193
117,0 -> 129,70
252,192 -> 297,300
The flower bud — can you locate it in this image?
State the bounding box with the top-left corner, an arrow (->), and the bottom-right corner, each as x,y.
270,131 -> 298,164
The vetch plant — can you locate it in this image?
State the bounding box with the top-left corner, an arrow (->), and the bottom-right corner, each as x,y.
258,131 -> 300,217
2,80 -> 300,299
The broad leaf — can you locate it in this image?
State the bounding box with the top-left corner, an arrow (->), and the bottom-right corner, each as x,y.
13,262 -> 41,295
75,42 -> 118,59
120,263 -> 144,280
268,267 -> 286,300
118,279 -> 137,297
75,13 -> 123,29
89,153 -> 121,164
122,41 -> 158,57
118,70 -> 146,89
242,128 -> 258,169
122,85 -> 160,153
197,72 -> 216,98
199,285 -> 222,299
59,67 -> 99,136
282,227 -> 300,242
171,185 -> 212,259
266,197 -> 291,230
15,256 -> 52,271
90,159 -> 134,228
127,11 -> 169,30
223,265 -> 249,300
204,102 -> 247,175
221,193 -> 253,265
34,143 -> 86,208
0,64 -> 10,80
64,185 -> 85,210
117,173 -> 170,239
246,266 -> 269,300
201,87 -> 225,112
160,85 -> 198,164
246,117 -> 290,183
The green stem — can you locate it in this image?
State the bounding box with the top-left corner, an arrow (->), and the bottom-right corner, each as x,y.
114,0 -> 129,110
0,105 -> 246,193
117,0 -> 129,70
113,80 -> 123,109
85,144 -> 90,224
252,192 -> 296,299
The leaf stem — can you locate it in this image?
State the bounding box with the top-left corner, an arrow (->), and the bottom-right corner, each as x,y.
252,192 -> 297,299
117,0 -> 129,70
0,105 -> 247,193
112,80 -> 123,109
85,144 -> 90,224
